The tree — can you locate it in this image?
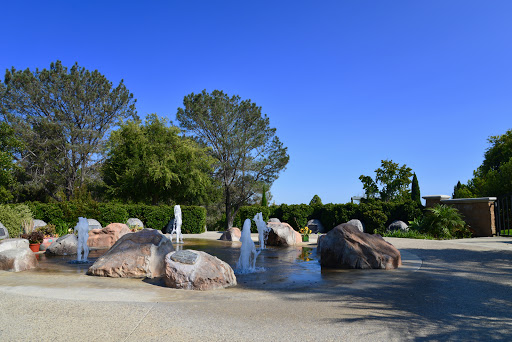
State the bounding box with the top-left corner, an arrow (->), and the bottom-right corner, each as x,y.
359,160 -> 413,201
309,194 -> 323,206
0,60 -> 137,201
411,173 -> 421,205
177,90 -> 289,229
455,129 -> 512,197
102,114 -> 218,205
0,122 -> 22,202
261,185 -> 268,207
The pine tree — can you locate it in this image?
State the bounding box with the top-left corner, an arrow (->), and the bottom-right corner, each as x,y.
411,173 -> 421,205
309,194 -> 323,206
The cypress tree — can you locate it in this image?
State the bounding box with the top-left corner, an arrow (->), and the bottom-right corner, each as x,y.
309,194 -> 323,206
411,173 -> 421,205
261,185 -> 268,206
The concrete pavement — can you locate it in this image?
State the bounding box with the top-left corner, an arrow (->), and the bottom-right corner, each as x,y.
0,235 -> 511,341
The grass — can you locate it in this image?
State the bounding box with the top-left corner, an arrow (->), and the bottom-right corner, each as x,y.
498,229 -> 512,236
379,229 -> 437,240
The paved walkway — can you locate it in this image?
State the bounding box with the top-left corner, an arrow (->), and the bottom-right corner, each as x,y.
0,235 -> 511,341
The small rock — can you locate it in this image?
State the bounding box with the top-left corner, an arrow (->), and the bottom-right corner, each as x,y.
347,219 -> 364,232
387,220 -> 409,232
219,227 -> 241,241
87,219 -> 102,231
171,250 -> 199,265
33,219 -> 47,230
127,218 -> 144,229
45,234 -> 78,256
164,249 -> 237,290
0,222 -> 10,240
307,219 -> 325,234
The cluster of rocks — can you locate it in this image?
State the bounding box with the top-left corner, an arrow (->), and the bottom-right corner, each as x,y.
86,229 -> 237,290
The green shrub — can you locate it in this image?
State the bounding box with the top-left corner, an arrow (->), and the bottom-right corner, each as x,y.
181,206 -> 207,234
359,202 -> 388,233
309,195 -> 323,206
234,206 -> 272,232
98,203 -> 129,227
380,229 -> 435,239
144,205 -> 173,230
419,204 -> 471,239
36,224 -> 57,237
279,204 -> 314,230
0,204 -> 33,237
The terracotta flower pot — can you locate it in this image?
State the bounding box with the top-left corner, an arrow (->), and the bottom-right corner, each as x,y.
29,243 -> 41,253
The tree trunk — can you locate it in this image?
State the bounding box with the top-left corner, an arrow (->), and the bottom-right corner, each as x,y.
225,189 -> 232,230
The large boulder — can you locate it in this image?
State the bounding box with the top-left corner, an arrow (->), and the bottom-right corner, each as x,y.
87,229 -> 174,278
164,250 -> 237,290
318,223 -> 401,269
219,227 -> 241,242
87,219 -> 102,231
347,219 -> 364,232
0,221 -> 9,240
266,222 -> 301,246
307,219 -> 325,234
87,223 -> 131,248
45,234 -> 78,256
127,218 -> 144,229
387,220 -> 409,232
0,238 -> 37,272
268,218 -> 281,223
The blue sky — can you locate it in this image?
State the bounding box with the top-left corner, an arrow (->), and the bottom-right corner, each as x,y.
2,1 -> 511,204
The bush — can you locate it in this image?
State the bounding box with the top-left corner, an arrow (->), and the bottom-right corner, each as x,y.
36,224 -> 57,237
0,204 -> 33,237
181,206 -> 207,234
234,206 -> 273,232
144,205 -> 173,230
98,203 -> 129,226
420,204 -> 471,239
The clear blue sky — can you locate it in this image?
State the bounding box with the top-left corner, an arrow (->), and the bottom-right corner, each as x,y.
2,1 -> 511,204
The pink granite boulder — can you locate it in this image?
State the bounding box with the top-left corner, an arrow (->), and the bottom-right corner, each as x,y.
266,222 -> 301,246
318,223 -> 401,269
87,223 -> 131,248
87,229 -> 174,278
0,238 -> 38,272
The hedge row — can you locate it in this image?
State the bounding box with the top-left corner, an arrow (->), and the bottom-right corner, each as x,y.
234,200 -> 422,233
25,202 -> 206,234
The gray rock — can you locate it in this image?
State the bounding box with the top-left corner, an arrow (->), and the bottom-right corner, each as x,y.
318,223 -> 401,269
171,250 -> 199,265
347,219 -> 364,232
163,219 -> 175,234
0,238 -> 29,252
0,238 -> 37,272
387,220 -> 409,232
268,218 -> 281,223
164,249 -> 237,290
307,219 -> 325,234
45,234 -> 78,256
87,219 -> 102,230
33,219 -> 47,230
266,222 -> 302,246
87,229 -> 174,278
0,221 -> 9,240
219,227 -> 241,242
127,218 -> 144,229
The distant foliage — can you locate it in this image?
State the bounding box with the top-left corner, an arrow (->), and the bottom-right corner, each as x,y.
411,173 -> 421,205
261,185 -> 268,207
0,204 -> 33,237
359,160 -> 413,201
309,195 -> 323,206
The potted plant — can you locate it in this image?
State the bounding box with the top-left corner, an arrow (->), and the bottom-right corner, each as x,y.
21,231 -> 45,252
36,224 -> 59,251
299,226 -> 311,242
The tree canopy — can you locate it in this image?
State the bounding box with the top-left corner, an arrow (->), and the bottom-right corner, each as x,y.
0,60 -> 137,201
455,129 -> 512,198
102,114 -> 218,205
0,122 -> 22,202
359,160 -> 413,202
411,173 -> 421,205
309,194 -> 323,206
177,89 -> 289,229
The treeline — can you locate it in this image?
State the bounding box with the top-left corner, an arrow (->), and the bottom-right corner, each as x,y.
0,61 -> 288,229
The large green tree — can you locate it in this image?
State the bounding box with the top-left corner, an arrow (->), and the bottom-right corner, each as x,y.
0,122 -> 22,202
177,90 -> 289,229
103,114 -> 218,205
359,160 -> 413,201
411,173 -> 421,205
0,60 -> 137,201
455,129 -> 512,198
